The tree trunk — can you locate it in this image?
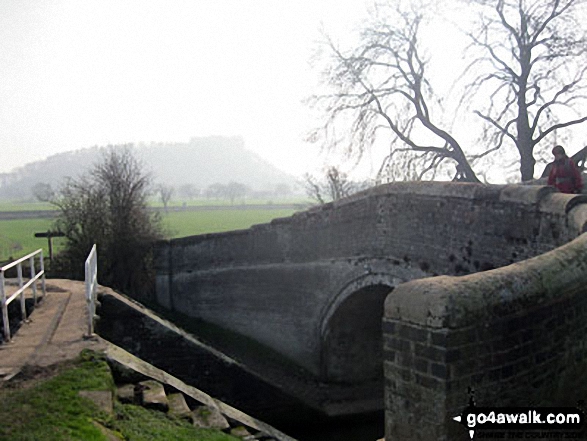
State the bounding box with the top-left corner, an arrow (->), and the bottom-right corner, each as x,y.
517,47 -> 535,182
459,157 -> 481,183
518,142 -> 536,181
517,104 -> 535,181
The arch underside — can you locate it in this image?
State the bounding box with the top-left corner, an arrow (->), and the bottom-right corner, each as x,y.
321,283 -> 394,384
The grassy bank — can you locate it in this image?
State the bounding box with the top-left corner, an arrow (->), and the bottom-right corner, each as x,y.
0,350 -> 237,441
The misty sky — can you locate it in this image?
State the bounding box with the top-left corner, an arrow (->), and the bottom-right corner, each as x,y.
0,0 -> 370,177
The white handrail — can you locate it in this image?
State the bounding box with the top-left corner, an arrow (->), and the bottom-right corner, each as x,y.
0,249 -> 46,342
84,244 -> 98,337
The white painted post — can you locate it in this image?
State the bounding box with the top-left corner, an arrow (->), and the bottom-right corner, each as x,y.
40,249 -> 46,299
85,256 -> 92,336
0,249 -> 46,343
85,244 -> 97,337
17,263 -> 26,322
0,271 -> 9,342
29,255 -> 37,305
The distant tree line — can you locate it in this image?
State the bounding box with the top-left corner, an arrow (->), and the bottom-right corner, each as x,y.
154,181 -> 295,207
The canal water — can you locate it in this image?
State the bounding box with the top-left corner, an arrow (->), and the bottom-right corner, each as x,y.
285,411 -> 384,441
97,292 -> 386,441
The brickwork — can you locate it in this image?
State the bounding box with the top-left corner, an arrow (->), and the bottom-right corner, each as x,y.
383,320 -> 449,440
383,233 -> 587,440
156,184 -> 587,278
150,182 -> 587,429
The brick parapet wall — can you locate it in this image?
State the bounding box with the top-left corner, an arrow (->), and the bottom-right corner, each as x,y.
150,182 -> 587,431
156,183 -> 587,277
383,233 -> 587,440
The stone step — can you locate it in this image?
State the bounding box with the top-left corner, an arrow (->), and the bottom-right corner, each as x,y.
168,392 -> 191,419
230,426 -> 255,440
104,342 -> 298,441
137,379 -> 169,412
192,405 -> 231,430
116,383 -> 136,403
117,380 -> 279,440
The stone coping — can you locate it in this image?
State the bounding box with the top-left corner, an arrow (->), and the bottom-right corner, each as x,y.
164,182 -> 586,246
384,232 -> 587,328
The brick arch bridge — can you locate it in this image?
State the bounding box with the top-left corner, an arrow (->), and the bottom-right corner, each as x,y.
153,182 -> 587,439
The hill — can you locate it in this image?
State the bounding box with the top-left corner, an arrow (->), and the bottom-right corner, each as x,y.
138,137 -> 297,189
0,137 -> 299,200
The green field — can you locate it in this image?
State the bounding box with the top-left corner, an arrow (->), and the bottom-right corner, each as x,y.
0,201 -> 56,212
0,197 -> 310,212
0,205 -> 301,263
0,218 -> 66,263
161,209 -> 297,238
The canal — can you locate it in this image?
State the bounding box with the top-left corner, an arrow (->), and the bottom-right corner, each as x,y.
97,290 -> 386,441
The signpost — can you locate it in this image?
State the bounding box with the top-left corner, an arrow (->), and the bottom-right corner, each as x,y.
33,230 -> 65,262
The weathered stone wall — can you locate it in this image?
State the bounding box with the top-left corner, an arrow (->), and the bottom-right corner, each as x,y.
153,182 -> 587,418
157,183 -> 587,279
96,290 -> 323,429
383,232 -> 587,441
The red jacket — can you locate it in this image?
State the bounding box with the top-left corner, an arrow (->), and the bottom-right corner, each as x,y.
548,157 -> 583,194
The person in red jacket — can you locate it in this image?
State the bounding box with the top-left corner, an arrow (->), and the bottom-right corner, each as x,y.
547,145 -> 583,194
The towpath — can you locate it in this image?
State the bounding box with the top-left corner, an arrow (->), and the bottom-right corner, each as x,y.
0,280 -> 300,441
0,279 -> 105,381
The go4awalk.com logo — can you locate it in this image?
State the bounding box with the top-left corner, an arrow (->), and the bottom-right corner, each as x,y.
452,396 -> 585,439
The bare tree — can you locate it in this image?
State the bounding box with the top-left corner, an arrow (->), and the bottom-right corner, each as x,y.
304,173 -> 327,204
178,183 -> 199,200
309,3 -> 480,182
205,183 -> 227,200
304,166 -> 367,204
31,182 -> 55,203
325,167 -> 353,201
158,184 -> 174,213
226,181 -> 248,205
51,147 -> 164,296
464,0 -> 587,181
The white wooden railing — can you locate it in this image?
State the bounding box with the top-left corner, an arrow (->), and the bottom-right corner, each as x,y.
0,249 -> 46,342
85,244 -> 98,337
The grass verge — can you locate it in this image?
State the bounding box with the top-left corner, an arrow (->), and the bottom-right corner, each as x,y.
0,349 -> 238,441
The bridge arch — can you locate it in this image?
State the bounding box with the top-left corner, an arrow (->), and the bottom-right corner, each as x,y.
154,183 -> 587,419
319,273 -> 400,384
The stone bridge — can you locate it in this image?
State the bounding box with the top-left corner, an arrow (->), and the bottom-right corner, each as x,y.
153,182 -> 587,440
